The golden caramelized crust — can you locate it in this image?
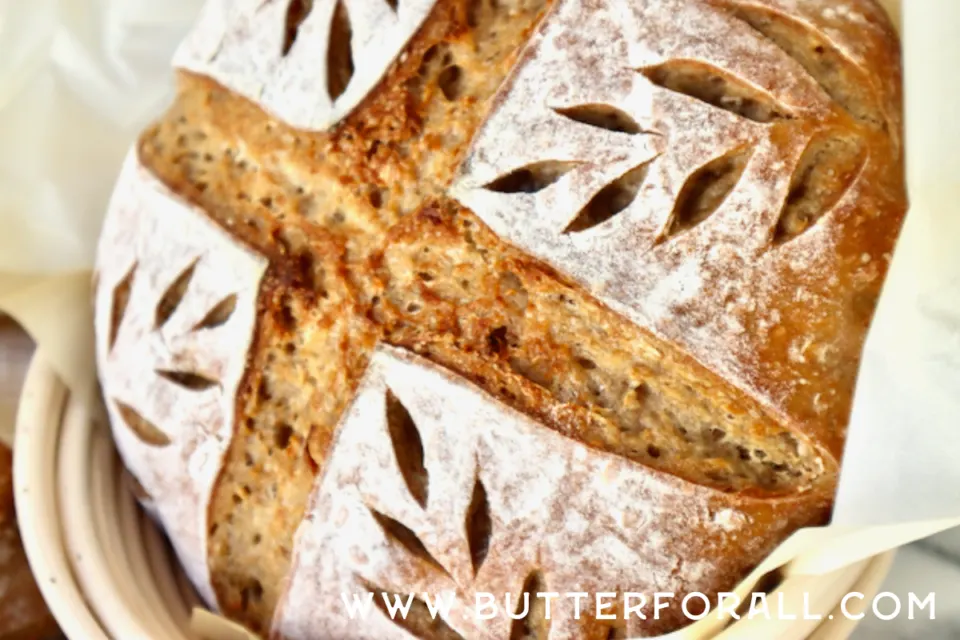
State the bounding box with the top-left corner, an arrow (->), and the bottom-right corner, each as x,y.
95,0 -> 905,635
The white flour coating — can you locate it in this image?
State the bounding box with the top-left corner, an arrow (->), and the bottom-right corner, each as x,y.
711,508 -> 746,532
93,150 -> 268,608
715,0 -> 903,144
89,0 -> 903,633
730,0 -> 893,59
174,0 -> 438,131
270,346 -> 814,639
453,0 -> 894,438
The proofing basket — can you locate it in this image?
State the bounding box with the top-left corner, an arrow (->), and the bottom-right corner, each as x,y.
13,348 -> 894,640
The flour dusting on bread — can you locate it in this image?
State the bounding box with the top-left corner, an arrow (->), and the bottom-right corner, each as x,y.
175,0 -> 439,131
272,346 -> 820,638
453,0 -> 904,464
92,0 -> 905,636
94,150 -> 267,605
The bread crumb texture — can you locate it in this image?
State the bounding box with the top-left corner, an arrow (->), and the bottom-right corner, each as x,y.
93,0 -> 905,636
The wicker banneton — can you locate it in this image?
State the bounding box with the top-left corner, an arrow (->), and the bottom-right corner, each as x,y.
13,348 -> 893,640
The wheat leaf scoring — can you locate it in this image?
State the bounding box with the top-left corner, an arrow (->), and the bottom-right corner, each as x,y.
326,0 -> 355,101
725,3 -> 884,128
385,389 -> 429,508
563,161 -> 653,234
282,0 -> 311,56
368,507 -> 448,575
155,260 -> 198,329
114,400 -> 172,447
483,161 -> 580,194
773,134 -> 866,244
662,147 -> 753,242
194,294 -> 239,331
156,369 -> 220,391
509,570 -> 550,639
466,476 -> 492,574
553,104 -> 643,134
640,59 -> 789,123
109,262 -> 137,350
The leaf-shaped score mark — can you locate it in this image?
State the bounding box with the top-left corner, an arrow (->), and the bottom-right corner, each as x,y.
640,60 -> 790,123
723,2 -> 884,129
773,134 -> 865,244
660,147 -> 752,242
386,390 -> 429,508
284,0 -> 356,101
466,476 -> 492,575
509,570 -> 550,640
368,507 -> 448,575
194,294 -> 238,331
109,262 -> 137,350
554,104 -> 642,134
109,256 -> 237,446
483,161 -> 579,194
155,260 -> 198,329
156,369 -> 220,391
563,161 -> 653,234
114,401 -> 171,447
282,0 -> 311,56
326,0 -> 355,101
358,578 -> 465,640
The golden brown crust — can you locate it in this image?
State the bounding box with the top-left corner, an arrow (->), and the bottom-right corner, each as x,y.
100,0 -> 905,635
451,0 -> 906,469
373,204 -> 832,495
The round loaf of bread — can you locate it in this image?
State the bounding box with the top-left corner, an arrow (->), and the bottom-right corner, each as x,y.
92,0 -> 905,637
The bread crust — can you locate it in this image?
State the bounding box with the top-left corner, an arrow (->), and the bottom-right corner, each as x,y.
272,345 -> 825,638
94,152 -> 268,604
452,0 -> 905,467
93,0 -> 905,636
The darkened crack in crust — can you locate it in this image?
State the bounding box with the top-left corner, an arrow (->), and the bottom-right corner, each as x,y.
119,0 -> 903,635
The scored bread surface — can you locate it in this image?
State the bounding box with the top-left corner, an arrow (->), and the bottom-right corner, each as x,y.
92,0 -> 905,637
272,344 -> 823,638
93,152 -> 268,605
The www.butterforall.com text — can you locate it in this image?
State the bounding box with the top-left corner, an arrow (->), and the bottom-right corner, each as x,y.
340,590 -> 935,623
